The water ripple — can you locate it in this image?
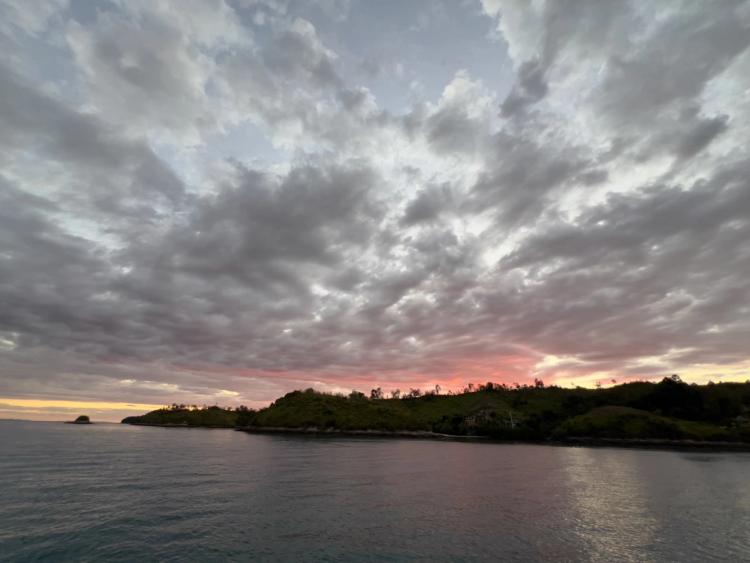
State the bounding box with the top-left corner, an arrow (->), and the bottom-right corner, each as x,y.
1,421 -> 749,561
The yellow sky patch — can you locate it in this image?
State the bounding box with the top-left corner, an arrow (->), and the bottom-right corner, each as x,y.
0,398 -> 164,411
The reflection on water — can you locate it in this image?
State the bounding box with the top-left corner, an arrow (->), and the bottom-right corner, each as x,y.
1,421 -> 750,562
561,447 -> 750,562
562,447 -> 660,562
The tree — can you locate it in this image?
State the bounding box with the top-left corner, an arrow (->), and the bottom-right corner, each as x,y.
534,378 -> 545,389
370,387 -> 384,400
407,388 -> 422,398
434,384 -> 441,395
647,375 -> 703,419
391,389 -> 401,399
235,407 -> 257,427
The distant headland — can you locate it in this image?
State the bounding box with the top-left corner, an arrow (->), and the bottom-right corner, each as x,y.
121,376 -> 750,450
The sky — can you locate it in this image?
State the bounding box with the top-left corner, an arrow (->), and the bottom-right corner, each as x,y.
1,0 -> 749,421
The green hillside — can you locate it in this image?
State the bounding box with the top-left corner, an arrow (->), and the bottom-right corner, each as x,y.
234,377 -> 750,442
242,388 -> 514,432
123,377 -> 750,444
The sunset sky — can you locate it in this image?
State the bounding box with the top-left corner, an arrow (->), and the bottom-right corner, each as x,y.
1,0 -> 749,421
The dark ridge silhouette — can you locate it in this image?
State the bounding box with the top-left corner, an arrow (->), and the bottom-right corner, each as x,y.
122,405 -> 239,427
122,377 -> 750,448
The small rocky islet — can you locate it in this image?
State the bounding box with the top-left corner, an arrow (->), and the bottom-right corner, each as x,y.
66,415 -> 92,424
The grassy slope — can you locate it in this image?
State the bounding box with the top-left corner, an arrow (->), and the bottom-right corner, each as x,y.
248,390 -> 514,432
122,406 -> 238,427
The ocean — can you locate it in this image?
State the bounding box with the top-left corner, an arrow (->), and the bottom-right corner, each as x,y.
1,420 -> 749,561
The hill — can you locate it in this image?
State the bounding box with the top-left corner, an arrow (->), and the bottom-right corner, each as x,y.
122,405 -> 239,427
123,377 -> 750,445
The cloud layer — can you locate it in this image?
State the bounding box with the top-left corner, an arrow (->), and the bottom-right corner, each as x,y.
1,0 -> 749,417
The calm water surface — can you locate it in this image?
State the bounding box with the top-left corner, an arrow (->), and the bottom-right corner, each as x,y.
1,420 -> 749,562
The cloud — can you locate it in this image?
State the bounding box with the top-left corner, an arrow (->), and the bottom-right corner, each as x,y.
674,113 -> 729,160
500,58 -> 548,116
1,0 -> 749,415
497,156 -> 750,370
0,63 -> 185,224
65,3 -> 232,144
401,185 -> 452,226
0,0 -> 67,36
139,160 -> 383,292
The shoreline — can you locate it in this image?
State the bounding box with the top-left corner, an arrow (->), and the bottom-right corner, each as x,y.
236,426 -> 750,451
123,421 -> 234,429
236,426 -> 487,440
119,421 -> 750,452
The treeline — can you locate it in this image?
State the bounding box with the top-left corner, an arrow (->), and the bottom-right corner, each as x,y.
162,403 -> 253,412
364,378 -> 546,400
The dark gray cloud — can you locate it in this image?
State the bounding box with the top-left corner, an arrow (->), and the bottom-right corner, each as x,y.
426,104 -> 487,154
1,0 -> 749,416
164,163 -> 380,284
675,114 -> 729,160
468,124 -> 594,227
401,185 -> 452,226
500,58 -> 548,116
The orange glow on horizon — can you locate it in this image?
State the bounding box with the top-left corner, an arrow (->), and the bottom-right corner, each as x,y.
4,358 -> 749,422
0,398 -> 167,421
0,398 -> 164,411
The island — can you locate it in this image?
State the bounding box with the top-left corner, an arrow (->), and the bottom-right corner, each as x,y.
66,415 -> 92,424
122,376 -> 750,449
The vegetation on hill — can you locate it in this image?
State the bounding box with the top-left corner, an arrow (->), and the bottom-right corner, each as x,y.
550,406 -> 736,441
121,405 -> 242,427
123,376 -> 750,443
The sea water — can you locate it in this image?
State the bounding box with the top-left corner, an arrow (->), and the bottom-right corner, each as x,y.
1,420 -> 749,562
